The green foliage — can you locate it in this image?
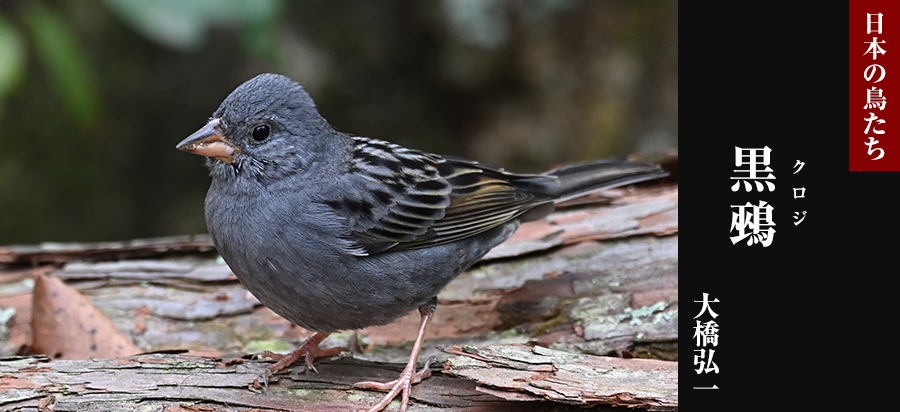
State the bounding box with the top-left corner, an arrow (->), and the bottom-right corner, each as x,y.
0,0 -> 282,125
0,14 -> 26,116
101,0 -> 282,51
24,3 -> 102,128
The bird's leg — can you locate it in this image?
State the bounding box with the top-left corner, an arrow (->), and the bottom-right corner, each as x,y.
347,330 -> 365,354
254,331 -> 347,388
353,306 -> 434,412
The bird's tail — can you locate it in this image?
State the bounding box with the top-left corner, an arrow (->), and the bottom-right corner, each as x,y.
503,158 -> 667,223
544,159 -> 668,202
508,159 -> 667,203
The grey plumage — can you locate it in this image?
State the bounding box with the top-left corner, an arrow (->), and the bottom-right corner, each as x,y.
177,73 -> 666,410
179,73 -> 666,333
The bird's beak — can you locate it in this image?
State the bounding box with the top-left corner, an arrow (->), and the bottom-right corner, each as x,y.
176,118 -> 237,163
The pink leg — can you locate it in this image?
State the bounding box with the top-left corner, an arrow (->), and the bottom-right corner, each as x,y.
353,310 -> 434,412
255,331 -> 347,387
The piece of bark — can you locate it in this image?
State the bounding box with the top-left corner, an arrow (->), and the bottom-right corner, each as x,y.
442,344 -> 677,410
0,235 -> 217,265
0,352 -> 668,411
483,186 -> 677,260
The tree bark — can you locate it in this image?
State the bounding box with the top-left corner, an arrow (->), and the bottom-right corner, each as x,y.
1,346 -> 676,411
1,182 -> 678,411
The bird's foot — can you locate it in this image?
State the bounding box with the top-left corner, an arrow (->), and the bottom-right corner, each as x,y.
251,332 -> 347,390
353,357 -> 435,412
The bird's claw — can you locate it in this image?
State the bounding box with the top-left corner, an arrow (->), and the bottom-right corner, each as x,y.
261,367 -> 273,391
353,358 -> 435,412
248,332 -> 347,391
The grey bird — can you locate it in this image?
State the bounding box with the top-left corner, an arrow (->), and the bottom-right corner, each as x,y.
176,73 -> 667,412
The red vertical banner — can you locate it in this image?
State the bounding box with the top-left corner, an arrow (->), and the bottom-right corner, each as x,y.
851,1 -> 900,170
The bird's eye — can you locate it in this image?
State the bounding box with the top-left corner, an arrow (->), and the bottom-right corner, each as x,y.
251,124 -> 270,141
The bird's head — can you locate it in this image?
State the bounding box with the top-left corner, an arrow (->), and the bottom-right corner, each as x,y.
176,73 -> 336,182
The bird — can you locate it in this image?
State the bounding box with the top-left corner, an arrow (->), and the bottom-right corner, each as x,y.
176,73 -> 667,412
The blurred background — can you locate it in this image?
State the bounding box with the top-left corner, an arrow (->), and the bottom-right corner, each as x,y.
0,0 -> 677,245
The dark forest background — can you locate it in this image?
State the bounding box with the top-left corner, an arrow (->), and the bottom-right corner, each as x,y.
0,0 -> 677,244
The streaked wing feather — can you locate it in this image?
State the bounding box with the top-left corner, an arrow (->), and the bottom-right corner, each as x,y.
325,137 -> 544,255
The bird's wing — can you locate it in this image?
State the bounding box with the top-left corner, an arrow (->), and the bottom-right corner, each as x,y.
322,137 -> 547,255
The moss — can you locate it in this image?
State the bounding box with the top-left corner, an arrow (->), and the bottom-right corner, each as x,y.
242,339 -> 293,354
